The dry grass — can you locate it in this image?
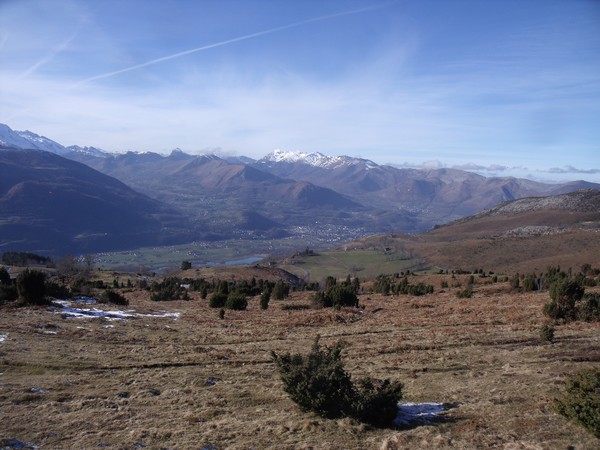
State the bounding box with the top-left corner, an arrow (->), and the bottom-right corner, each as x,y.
1,279 -> 599,449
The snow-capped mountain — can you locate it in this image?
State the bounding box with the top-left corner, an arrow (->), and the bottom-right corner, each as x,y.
66,145 -> 108,158
0,123 -> 45,150
0,122 -> 110,157
261,149 -> 376,169
0,123 -> 70,155
16,129 -> 69,155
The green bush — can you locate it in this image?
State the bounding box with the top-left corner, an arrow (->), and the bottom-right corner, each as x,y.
555,368 -> 600,438
539,323 -> 555,343
100,289 -> 129,306
260,290 -> 270,310
0,284 -> 17,303
16,269 -> 48,305
351,377 -> 405,427
281,304 -> 310,311
225,293 -> 247,310
312,285 -> 358,309
0,266 -> 10,285
576,293 -> 600,322
272,337 -> 403,427
44,280 -> 70,298
209,292 -> 227,308
272,280 -> 289,300
151,277 -> 188,301
544,278 -> 587,322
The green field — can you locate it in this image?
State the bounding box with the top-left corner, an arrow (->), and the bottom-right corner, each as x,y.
92,237 -> 335,272
279,247 -> 424,282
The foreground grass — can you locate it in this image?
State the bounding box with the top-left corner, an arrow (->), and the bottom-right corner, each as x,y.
0,278 -> 598,448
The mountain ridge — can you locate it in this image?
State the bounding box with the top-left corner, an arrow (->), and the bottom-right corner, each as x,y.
2,122 -> 599,256
0,147 -> 195,255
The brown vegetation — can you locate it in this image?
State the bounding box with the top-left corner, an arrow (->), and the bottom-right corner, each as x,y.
1,276 -> 598,448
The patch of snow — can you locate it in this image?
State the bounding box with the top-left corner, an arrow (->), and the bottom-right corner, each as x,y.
66,145 -> 108,157
1,438 -> 38,449
0,333 -> 7,343
394,402 -> 447,426
30,387 -> 47,394
52,300 -> 179,321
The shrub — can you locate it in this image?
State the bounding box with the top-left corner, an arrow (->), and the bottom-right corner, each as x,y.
100,289 -> 129,306
539,323 -> 555,343
555,368 -> 600,438
0,284 -> 17,304
311,285 -> 358,309
16,269 -> 48,305
272,280 -> 289,300
209,292 -> 227,308
260,290 -> 270,310
44,280 -> 70,298
0,267 -> 10,285
312,290 -> 331,308
281,304 -> 310,311
151,277 -> 187,301
544,278 -> 585,321
272,337 -> 403,426
351,377 -> 404,427
272,337 -> 354,419
576,293 -> 600,322
456,285 -> 473,299
225,293 -> 247,310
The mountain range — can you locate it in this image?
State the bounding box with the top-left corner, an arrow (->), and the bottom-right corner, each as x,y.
1,123 -> 599,256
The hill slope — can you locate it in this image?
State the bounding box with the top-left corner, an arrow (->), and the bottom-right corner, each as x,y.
339,190 -> 600,275
0,147 -> 194,255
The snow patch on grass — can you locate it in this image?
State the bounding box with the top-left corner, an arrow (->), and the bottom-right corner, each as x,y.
52,300 -> 180,321
394,402 -> 447,426
0,333 -> 7,343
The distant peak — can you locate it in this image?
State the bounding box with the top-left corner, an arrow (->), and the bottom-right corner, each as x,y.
262,149 -> 374,169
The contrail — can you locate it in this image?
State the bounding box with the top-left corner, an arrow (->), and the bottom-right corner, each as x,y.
20,25 -> 82,79
74,2 -> 397,86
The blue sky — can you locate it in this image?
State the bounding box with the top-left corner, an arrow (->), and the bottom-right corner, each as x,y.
1,0 -> 599,182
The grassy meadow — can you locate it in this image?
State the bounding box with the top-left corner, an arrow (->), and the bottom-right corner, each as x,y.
1,273 -> 598,449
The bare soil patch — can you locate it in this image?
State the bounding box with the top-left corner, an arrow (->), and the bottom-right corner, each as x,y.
1,281 -> 598,448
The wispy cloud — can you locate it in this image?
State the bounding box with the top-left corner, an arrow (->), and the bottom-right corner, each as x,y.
546,166 -> 600,175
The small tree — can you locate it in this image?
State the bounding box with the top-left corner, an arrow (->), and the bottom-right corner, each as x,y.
544,278 -> 585,321
260,289 -> 270,310
16,269 -> 48,305
181,260 -> 192,270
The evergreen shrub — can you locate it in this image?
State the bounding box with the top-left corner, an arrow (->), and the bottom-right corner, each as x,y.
272,337 -> 403,427
555,368 -> 600,438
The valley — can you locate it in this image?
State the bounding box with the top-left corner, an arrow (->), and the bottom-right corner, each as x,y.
2,123 -> 599,258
